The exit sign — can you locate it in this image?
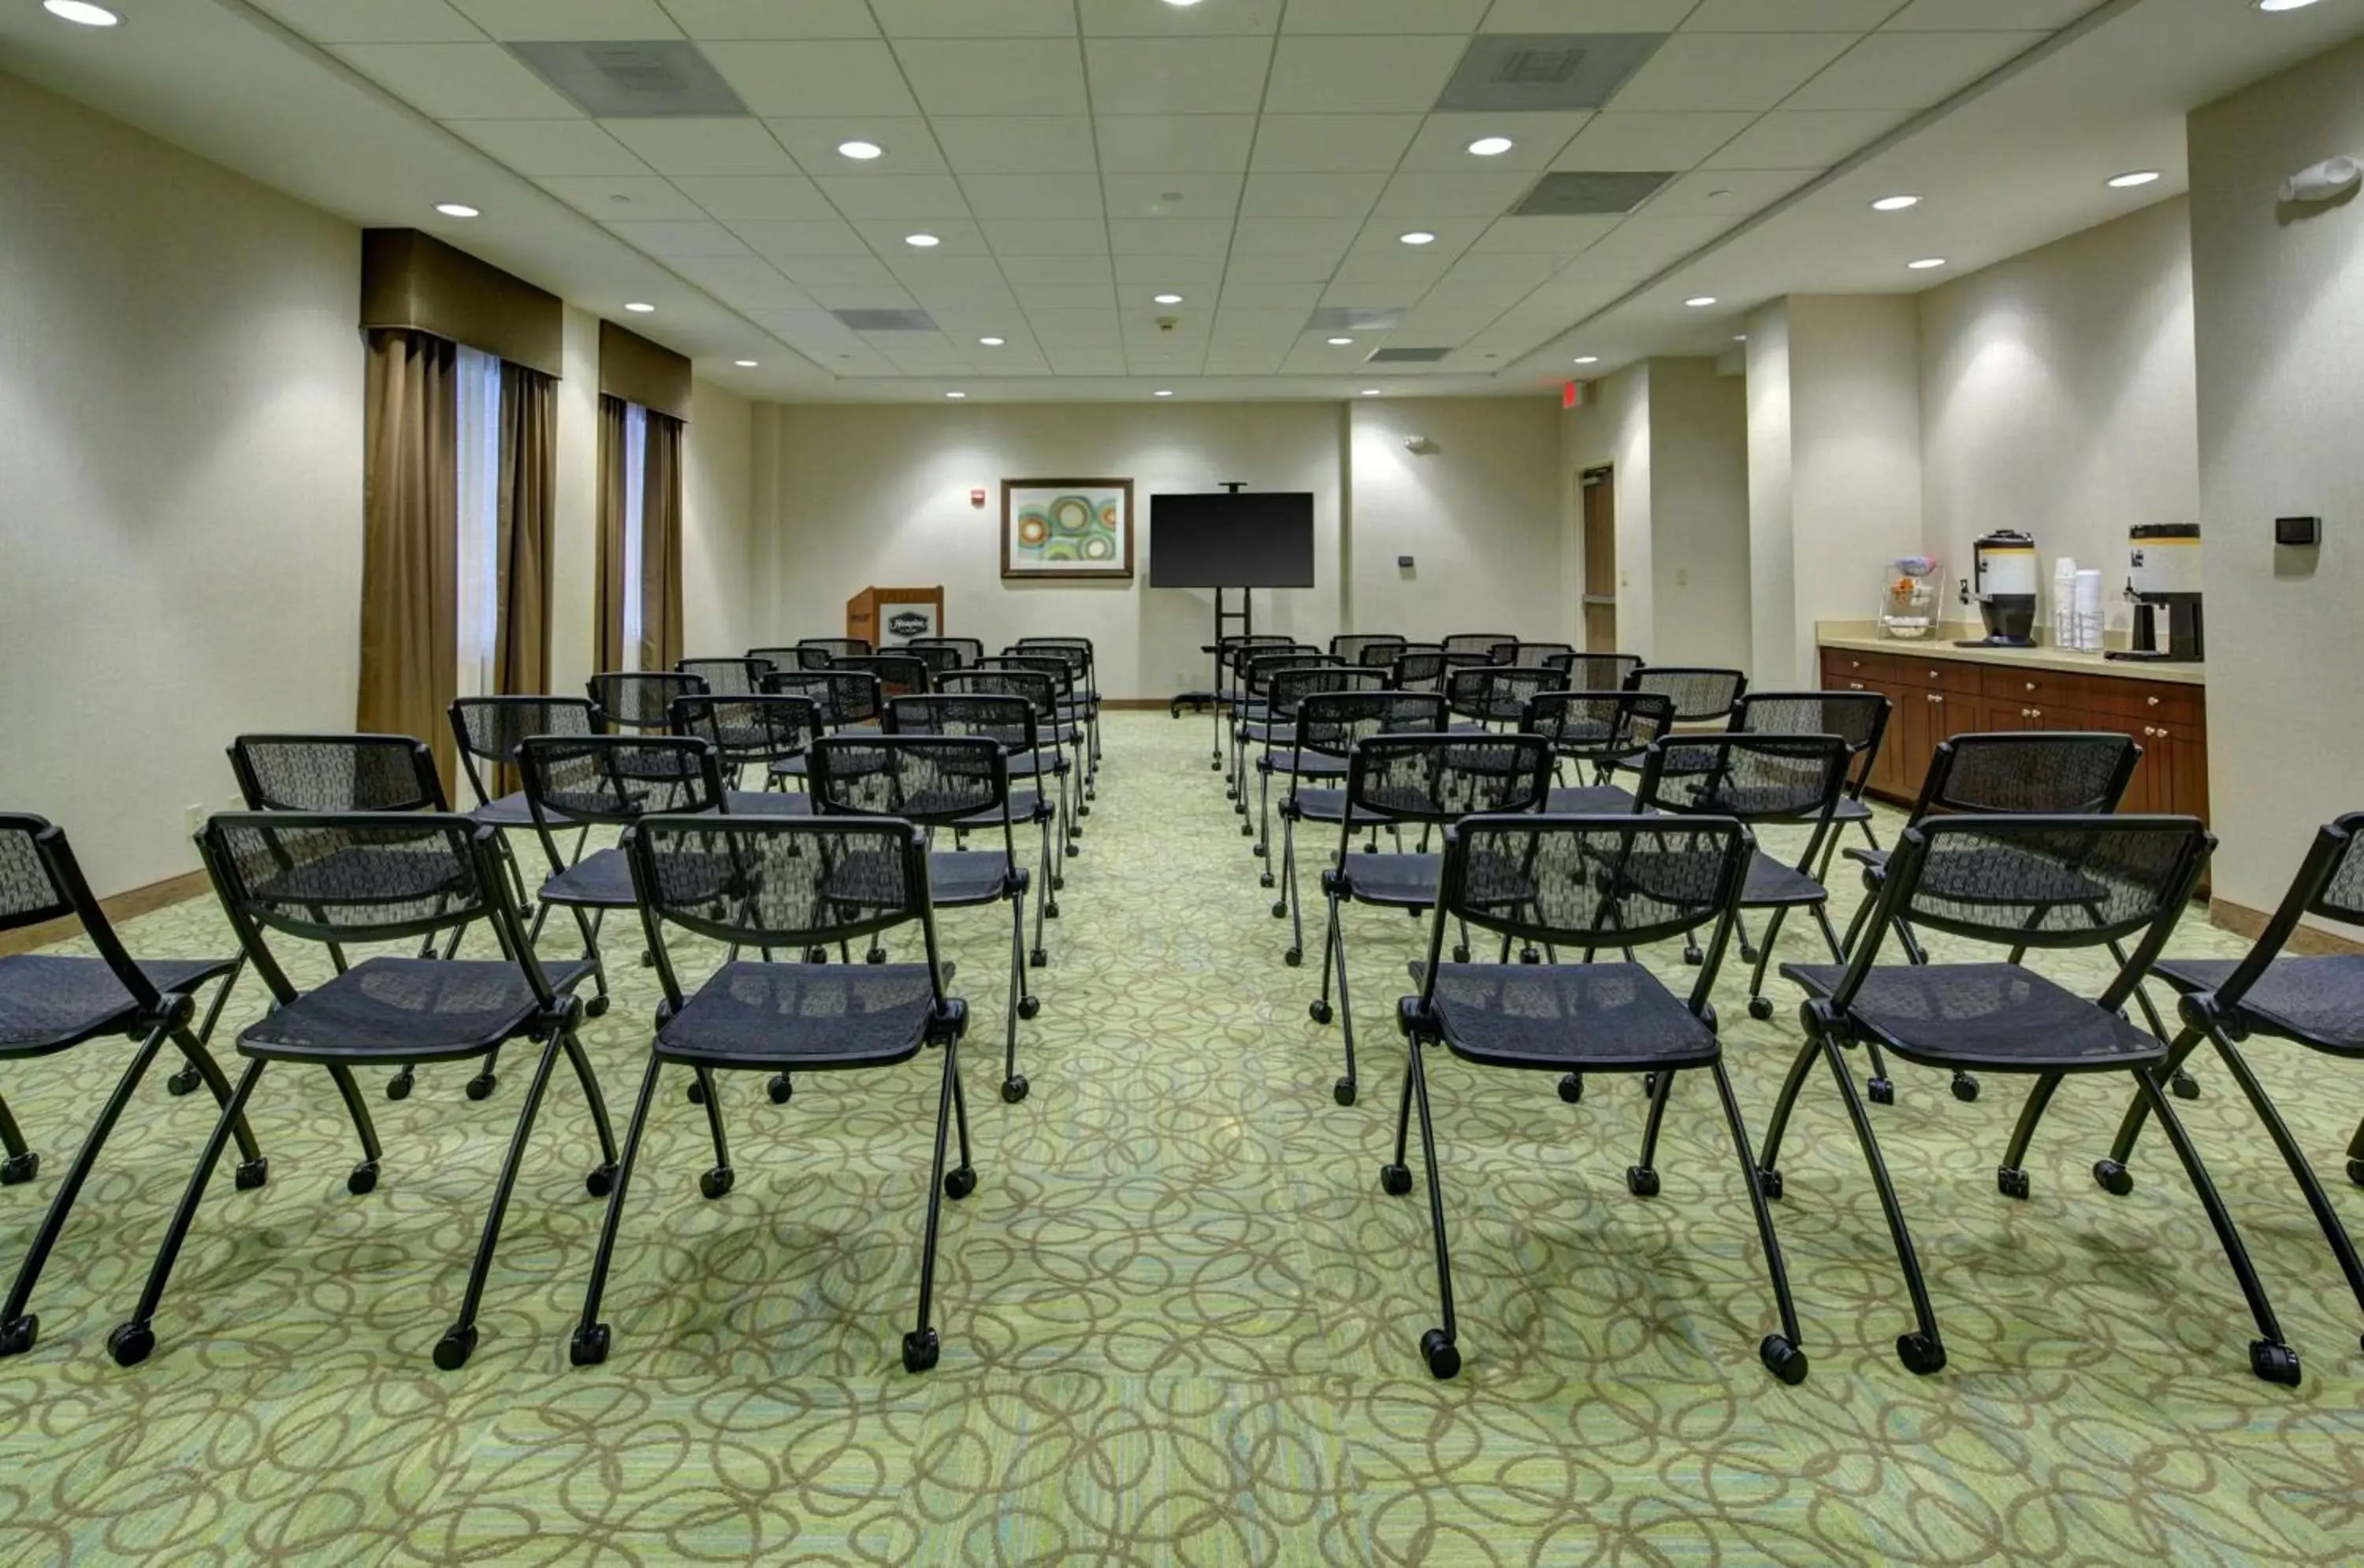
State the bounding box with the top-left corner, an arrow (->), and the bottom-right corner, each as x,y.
1563,380 -> 1587,409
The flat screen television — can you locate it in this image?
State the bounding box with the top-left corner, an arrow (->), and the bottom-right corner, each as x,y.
1147,492 -> 1316,589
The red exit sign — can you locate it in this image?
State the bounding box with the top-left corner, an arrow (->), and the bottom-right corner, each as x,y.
1562,380 -> 1587,409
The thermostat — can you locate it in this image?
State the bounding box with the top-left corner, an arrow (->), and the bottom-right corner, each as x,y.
1397,555 -> 1414,569
2276,516 -> 2321,547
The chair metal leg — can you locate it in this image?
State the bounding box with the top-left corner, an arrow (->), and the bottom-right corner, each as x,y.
0,1090 -> 32,1180
1812,1016 -> 1947,1375
161,1025 -> 265,1173
694,1067 -> 732,1193
435,1031 -> 570,1370
1278,816 -> 1299,933
1756,1033 -> 1823,1182
905,1037 -> 968,1373
557,1028 -> 619,1183
1995,1071 -> 2063,1200
169,959 -> 246,1096
106,1057 -> 269,1367
1708,1059 -> 1808,1382
2102,1026 -> 2209,1170
323,1065 -> 383,1188
1328,899 -> 1359,1105
570,1052 -> 664,1365
2201,1031 -> 2364,1346
1407,1039 -> 1461,1379
1001,892 -> 1030,1102
1629,1068 -> 1673,1196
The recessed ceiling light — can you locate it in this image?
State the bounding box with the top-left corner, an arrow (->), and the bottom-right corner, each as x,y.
2106,169 -> 2162,188
1572,355 -> 1600,365
2255,1 -> 2321,12
978,336 -> 1005,347
1907,257 -> 1948,270
945,391 -> 966,399
1871,195 -> 1920,212
734,359 -> 759,367
43,2 -> 119,25
837,139 -> 883,161
1327,336 -> 1354,346
1399,231 -> 1437,246
1684,295 -> 1718,308
433,202 -> 480,218
1360,388 -> 1383,396
1732,334 -> 1749,341
1154,389 -> 1174,398
905,232 -> 940,248
1163,0 -> 1205,8
1152,292 -> 1184,304
1466,136 -> 1515,158
623,302 -> 655,313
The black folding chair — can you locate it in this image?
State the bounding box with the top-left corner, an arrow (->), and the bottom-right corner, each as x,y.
678,657 -> 769,697
887,693 -> 1059,966
1546,651 -> 1645,693
795,637 -> 871,668
569,815 -> 972,1375
1015,637 -> 1103,782
811,735 -> 1039,1103
1507,641 -> 1574,667
450,696 -> 599,830
1205,634 -> 1299,769
939,668 -> 1076,903
1228,648 -> 1330,813
1273,689 -> 1448,957
1252,666 -> 1389,874
671,693 -> 824,816
1389,648 -> 1449,696
1444,665 -> 1567,732
1385,812 -> 1808,1384
906,637 -> 983,671
901,643 -> 965,681
1330,634 -> 1407,669
979,656 -> 1090,854
1440,634 -> 1517,669
1765,813 -> 2301,1384
1310,734 -> 1554,1105
1733,693 -> 1891,876
0,817 -> 252,1358
760,669 -> 886,792
589,671 -> 707,734
1523,690 -> 1672,812
2101,810 -> 2364,1354
838,653 -> 931,702
745,646 -> 803,675
109,812 -> 616,1371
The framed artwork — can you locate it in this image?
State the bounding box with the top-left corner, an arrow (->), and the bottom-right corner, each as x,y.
1001,477 -> 1135,581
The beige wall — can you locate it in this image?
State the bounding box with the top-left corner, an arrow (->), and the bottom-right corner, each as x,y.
1745,303 -> 1798,678
2189,37 -> 2364,928
682,381 -> 757,658
1920,198 -> 2199,636
1645,359 -> 1753,672
548,306 -> 603,699
0,71 -> 363,897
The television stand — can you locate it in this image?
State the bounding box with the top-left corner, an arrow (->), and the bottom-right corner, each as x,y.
1169,588 -> 1252,737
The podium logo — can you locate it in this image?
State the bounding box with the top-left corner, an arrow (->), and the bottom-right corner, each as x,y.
888,611 -> 931,637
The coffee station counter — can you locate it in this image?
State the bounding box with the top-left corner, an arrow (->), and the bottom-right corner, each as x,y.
1815,626 -> 2205,686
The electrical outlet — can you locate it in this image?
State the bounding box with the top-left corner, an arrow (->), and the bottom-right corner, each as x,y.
1675,568 -> 1690,588
1176,670 -> 1189,686
184,804 -> 207,837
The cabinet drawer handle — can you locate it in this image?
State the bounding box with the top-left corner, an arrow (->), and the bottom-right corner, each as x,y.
2024,681 -> 2036,692
1847,682 -> 1864,690
2146,695 -> 2161,707
1927,693 -> 1943,704
2028,708 -> 2042,720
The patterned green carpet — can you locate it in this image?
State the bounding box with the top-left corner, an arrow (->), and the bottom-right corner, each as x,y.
2,712 -> 2359,1564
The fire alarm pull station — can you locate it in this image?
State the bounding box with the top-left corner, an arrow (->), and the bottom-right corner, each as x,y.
970,488 -> 987,508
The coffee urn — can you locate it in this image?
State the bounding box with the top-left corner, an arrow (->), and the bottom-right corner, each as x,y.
1957,529 -> 2040,648
2109,522 -> 2204,663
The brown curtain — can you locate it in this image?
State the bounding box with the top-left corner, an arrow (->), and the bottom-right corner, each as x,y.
641,411 -> 686,671
359,328 -> 459,793
494,362 -> 555,695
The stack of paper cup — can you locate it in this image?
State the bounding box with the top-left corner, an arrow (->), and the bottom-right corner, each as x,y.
2073,569 -> 2106,652
2052,557 -> 2079,648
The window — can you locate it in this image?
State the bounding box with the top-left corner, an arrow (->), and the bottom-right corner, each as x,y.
454,345 -> 502,697
619,399 -> 649,673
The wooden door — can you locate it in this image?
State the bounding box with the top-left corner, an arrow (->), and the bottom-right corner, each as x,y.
1581,466 -> 1617,651
1899,687 -> 1976,796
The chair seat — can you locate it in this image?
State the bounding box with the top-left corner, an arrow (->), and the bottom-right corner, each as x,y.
1331,852 -> 1440,907
1832,797 -> 1874,825
1412,962 -> 1719,1071
0,956 -> 239,1053
1741,853 -> 1828,908
1259,752 -> 1349,779
927,850 -> 1024,907
1844,845 -> 1890,874
656,962 -> 949,1070
1283,788 -> 1393,829
470,792 -> 567,828
238,957 -> 593,1063
539,846 -> 636,908
1780,962 -> 2165,1072
1005,749 -> 1070,779
726,789 -> 812,817
955,791 -> 1047,828
1838,843 -> 2106,909
2149,954 -> 2364,1053
1546,785 -> 1641,814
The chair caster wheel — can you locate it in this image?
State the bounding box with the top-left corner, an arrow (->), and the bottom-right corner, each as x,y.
385,1068 -> 414,1102
569,1323 -> 609,1366
806,947 -> 828,964
1738,944 -> 1760,965
2170,1069 -> 2200,1100
1252,844 -> 1267,860
2349,1157 -> 2364,1187
865,949 -> 887,966
1333,1078 -> 1355,1106
1046,901 -> 1062,919
902,1328 -> 940,1373
1260,873 -> 1276,890
699,1167 -> 734,1200
1867,1079 -> 1894,1107
1308,999 -> 1331,1024
165,1066 -> 202,1098
687,1079 -> 707,1105
0,1151 -> 38,1185
584,995 -> 610,1018
1895,1332 -> 1946,1376
466,1072 -> 496,1102
2251,1340 -> 2301,1386
767,1074 -> 793,1105
1760,1334 -> 1809,1386
1519,947 -> 1541,965
1641,1072 -> 1659,1098
945,1166 -> 977,1199
1283,948 -> 1303,968
1996,1167 -> 2029,1201
2092,1159 -> 2133,1196
1379,1163 -> 1412,1195
433,1325 -> 477,1372
1001,1078 -> 1028,1105
1683,945 -> 1704,966
1270,901 -> 1287,919
348,1161 -> 379,1196
1451,946 -> 1470,964
234,1157 -> 268,1191
1420,1328 -> 1460,1380
1756,1168 -> 1784,1200
1557,1073 -> 1582,1104
1951,1073 -> 1979,1103
0,1314 -> 38,1358
1031,949 -> 1049,969
1626,1166 -> 1660,1198
106,1320 -> 155,1367
1017,997 -> 1040,1021
585,1162 -> 616,1198
1747,997 -> 1774,1022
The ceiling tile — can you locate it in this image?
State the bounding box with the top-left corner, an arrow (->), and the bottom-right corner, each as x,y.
1553,111 -> 1754,170
1554,212 -> 1735,277
895,41 -> 1091,117
886,254 -> 1009,288
1212,281 -> 1325,314
1680,0 -> 1895,28
1374,171 -> 1537,219
958,174 -> 1106,220
604,118 -> 797,176
996,254 -> 1114,285
1262,35 -> 1467,114
448,0 -> 680,39
1783,32 -> 2048,113
799,275 -> 919,309
1647,166 -> 1815,216
909,287 -> 1024,325
1470,214 -> 1623,253
1346,216 -> 1486,257
1608,34 -> 1857,112
701,42 -> 920,116
1230,217 -> 1362,258
1106,218 -> 1236,256
814,175 -> 970,218
869,0 -> 1076,38
331,44 -> 582,118
671,175 -> 838,220
657,0 -> 879,37
445,119 -> 651,176
1698,108 -> 1903,169
537,175 -> 704,220
1026,309 -> 1124,346
1439,252 -> 1567,289
1101,173 -> 1243,221
1084,39 -> 1277,117
1249,115 -> 1422,173
851,217 -> 990,254
1047,349 -> 1128,375
254,2 -> 481,43
1479,1 -> 1697,30
935,117 -> 1098,175
1221,253 -> 1341,283
1396,112 -> 1593,173
1077,0 -> 1283,35
1883,0 -> 2095,28
602,218 -> 753,258
1317,275 -> 1432,307
663,255 -> 816,309
1096,115 -> 1258,173
765,118 -> 949,176
980,218 -> 1111,255
1239,171 -> 1389,220
774,254 -> 909,289
1112,255 -> 1222,286
1281,0 -> 1491,32
730,219 -> 875,258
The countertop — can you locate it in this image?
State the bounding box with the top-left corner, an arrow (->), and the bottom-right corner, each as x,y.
1816,625 -> 2206,687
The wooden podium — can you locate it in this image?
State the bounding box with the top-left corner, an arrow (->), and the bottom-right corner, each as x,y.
847,585 -> 945,646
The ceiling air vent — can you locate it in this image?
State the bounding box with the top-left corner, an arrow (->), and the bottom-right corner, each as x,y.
831,308 -> 939,333
1511,171 -> 1675,217
1306,307 -> 1406,334
1366,347 -> 1452,363
1435,34 -> 1666,113
507,41 -> 751,118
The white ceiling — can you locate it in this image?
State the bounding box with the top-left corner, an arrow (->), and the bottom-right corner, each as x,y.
2,0 -> 2360,401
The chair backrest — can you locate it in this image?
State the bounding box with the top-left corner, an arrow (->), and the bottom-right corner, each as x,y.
1509,641 -> 1574,667
1441,633 -> 1517,667
0,814 -> 160,1014
1547,651 -> 1644,692
796,637 -> 871,667
624,816 -> 948,1019
448,697 -> 600,807
1914,732 -> 2140,819
589,671 -> 708,732
938,667 -> 1057,725
677,657 -> 768,697
831,653 -> 930,700
1266,664 -> 1388,723
1390,648 -> 1449,694
1290,690 -> 1448,764
670,694 -> 823,767
519,734 -> 727,829
808,734 -> 1013,832
1628,666 -> 1747,724
745,647 -> 801,675
1445,665 -> 1567,724
761,668 -> 883,729
1641,734 -> 1853,844
229,734 -> 447,813
1330,634 -> 1407,667
901,642 -> 965,677
1734,691 -> 1892,797
1521,691 -> 1674,766
1240,650 -> 1331,701
1343,734 -> 1555,826
1015,637 -> 1093,682
1416,814 -> 1754,1014
1217,634 -> 1297,681
905,636 -> 983,670
884,693 -> 1040,755
2202,812 -> 2364,1016
983,652 -> 1076,705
